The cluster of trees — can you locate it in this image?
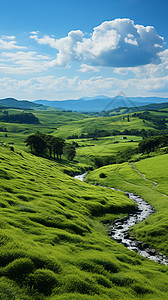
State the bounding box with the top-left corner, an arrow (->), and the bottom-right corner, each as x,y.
93,147 -> 136,168
25,132 -> 76,161
132,112 -> 167,130
93,134 -> 168,168
0,112 -> 40,124
67,129 -> 111,140
67,128 -> 165,140
138,135 -> 168,154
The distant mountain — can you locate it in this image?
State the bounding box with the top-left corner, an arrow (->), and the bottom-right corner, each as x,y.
34,96 -> 168,112
99,101 -> 168,117
1,96 -> 168,113
0,98 -> 47,110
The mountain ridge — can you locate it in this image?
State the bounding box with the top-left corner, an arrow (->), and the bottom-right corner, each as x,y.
1,96 -> 168,112
34,96 -> 168,112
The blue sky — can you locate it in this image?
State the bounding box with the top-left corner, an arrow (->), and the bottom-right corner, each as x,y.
0,0 -> 168,100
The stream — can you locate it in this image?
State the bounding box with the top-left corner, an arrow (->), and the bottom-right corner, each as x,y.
74,173 -> 168,266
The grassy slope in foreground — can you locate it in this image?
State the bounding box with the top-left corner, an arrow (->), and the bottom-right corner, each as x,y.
86,154 -> 168,255
0,146 -> 168,299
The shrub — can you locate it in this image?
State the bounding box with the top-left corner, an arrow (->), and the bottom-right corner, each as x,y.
30,255 -> 62,273
3,258 -> 34,282
27,269 -> 59,295
0,251 -> 25,267
99,173 -> 107,178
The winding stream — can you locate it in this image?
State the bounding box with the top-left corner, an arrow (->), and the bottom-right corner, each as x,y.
74,173 -> 168,266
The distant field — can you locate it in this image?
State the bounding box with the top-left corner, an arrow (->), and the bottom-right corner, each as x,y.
0,108 -> 145,163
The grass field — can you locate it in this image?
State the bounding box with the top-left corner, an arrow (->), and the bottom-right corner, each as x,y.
86,154 -> 168,256
0,145 -> 168,299
0,108 -> 144,165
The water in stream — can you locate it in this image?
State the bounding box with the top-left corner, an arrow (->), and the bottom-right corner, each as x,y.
74,173 -> 168,266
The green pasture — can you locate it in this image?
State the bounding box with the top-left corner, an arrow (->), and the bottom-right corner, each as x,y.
86,154 -> 168,255
0,145 -> 168,299
0,109 -> 144,166
75,136 -> 141,156
55,114 -> 152,138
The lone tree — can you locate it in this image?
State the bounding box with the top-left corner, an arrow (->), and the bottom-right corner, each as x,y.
64,144 -> 76,161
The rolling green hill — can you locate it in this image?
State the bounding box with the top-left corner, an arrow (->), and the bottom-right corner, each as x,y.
0,98 -> 47,110
86,154 -> 168,255
0,145 -> 168,299
1,106 -> 168,168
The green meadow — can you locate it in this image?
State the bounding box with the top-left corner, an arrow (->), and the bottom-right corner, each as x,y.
0,107 -> 168,299
0,145 -> 168,300
0,108 -> 145,162
86,154 -> 168,255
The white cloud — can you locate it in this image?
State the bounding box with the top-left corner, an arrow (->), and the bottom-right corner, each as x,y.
0,51 -> 51,73
30,30 -> 84,67
0,35 -> 26,50
30,18 -> 164,68
79,64 -> 99,72
113,49 -> 168,79
2,35 -> 16,40
1,73 -> 168,100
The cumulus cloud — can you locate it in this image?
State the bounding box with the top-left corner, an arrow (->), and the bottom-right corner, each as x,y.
30,30 -> 83,67
113,49 -> 168,79
0,35 -> 26,50
30,18 -> 164,68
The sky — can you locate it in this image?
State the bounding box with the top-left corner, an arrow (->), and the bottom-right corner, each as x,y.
0,0 -> 168,100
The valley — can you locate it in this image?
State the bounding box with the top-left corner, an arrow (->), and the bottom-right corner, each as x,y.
0,100 -> 168,299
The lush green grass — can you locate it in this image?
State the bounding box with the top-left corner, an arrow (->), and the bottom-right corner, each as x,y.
1,145 -> 168,299
0,108 -> 144,168
0,109 -> 91,151
86,154 -> 168,255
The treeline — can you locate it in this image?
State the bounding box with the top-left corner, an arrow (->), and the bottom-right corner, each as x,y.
67,128 -> 166,140
138,135 -> 168,154
0,112 -> 40,124
25,132 -> 76,161
93,147 -> 137,168
132,111 -> 167,130
93,135 -> 168,168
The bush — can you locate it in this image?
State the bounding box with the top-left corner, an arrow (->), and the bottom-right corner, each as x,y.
27,269 -> 59,295
3,258 -> 34,282
99,173 -> 107,178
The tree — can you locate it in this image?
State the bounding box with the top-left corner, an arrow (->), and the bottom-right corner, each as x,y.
64,144 -> 76,161
25,132 -> 47,156
51,137 -> 65,160
45,135 -> 53,158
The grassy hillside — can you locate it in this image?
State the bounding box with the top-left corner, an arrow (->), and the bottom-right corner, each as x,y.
1,145 -> 168,299
86,154 -> 168,255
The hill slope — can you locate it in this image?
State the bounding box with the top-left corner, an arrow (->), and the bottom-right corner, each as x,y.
1,145 -> 168,299
0,98 -> 47,110
86,155 -> 168,255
